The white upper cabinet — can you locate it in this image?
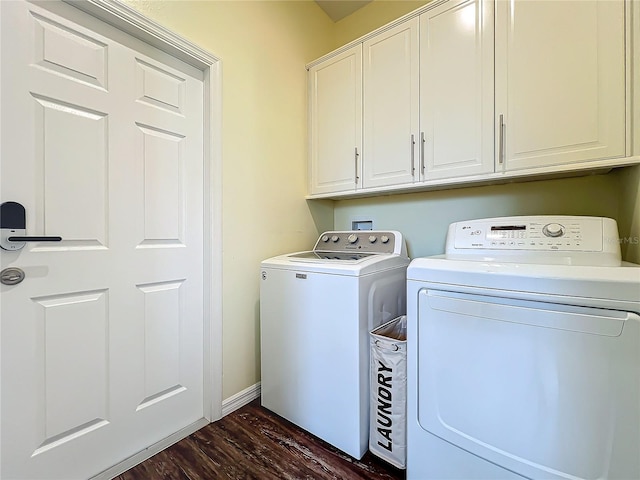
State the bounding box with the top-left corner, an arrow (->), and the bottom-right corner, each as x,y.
306,0 -> 636,198
495,0 -> 626,171
362,19 -> 419,188
419,0 -> 494,180
308,45 -> 362,195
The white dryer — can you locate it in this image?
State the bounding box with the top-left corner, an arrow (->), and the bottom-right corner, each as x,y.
407,216 -> 640,480
260,230 -> 409,459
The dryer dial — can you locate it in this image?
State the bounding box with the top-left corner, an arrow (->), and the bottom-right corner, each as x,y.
381,235 -> 390,244
321,235 -> 329,242
369,235 -> 377,243
347,234 -> 358,244
331,235 -> 339,243
542,223 -> 565,238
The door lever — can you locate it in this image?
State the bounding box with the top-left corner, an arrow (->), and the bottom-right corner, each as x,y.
7,237 -> 62,242
0,202 -> 62,251
8,236 -> 62,242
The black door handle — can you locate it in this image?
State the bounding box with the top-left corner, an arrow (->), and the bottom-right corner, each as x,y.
7,236 -> 62,242
1,202 -> 63,251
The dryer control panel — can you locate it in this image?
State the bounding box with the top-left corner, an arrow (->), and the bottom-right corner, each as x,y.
446,216 -> 621,266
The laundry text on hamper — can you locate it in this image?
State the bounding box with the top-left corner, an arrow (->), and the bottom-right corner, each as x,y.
376,361 -> 393,451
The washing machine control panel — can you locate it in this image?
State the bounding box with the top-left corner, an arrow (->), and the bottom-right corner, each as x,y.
445,216 -> 622,265
314,231 -> 403,255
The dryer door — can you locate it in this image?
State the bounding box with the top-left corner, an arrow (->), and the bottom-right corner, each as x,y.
416,288 -> 640,480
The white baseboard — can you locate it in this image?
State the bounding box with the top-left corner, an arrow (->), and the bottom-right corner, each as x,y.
222,382 -> 261,417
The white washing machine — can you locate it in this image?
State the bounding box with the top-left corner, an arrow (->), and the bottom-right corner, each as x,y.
407,216 -> 640,480
260,230 -> 409,459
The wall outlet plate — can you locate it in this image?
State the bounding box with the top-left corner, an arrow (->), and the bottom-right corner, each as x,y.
351,220 -> 373,230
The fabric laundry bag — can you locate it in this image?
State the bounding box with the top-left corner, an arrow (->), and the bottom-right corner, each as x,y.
369,315 -> 407,469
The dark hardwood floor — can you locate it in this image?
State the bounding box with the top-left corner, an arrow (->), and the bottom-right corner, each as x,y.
116,399 -> 405,480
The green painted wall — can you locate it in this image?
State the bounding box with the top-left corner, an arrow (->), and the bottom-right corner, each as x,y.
334,174 -> 622,259
615,166 -> 640,263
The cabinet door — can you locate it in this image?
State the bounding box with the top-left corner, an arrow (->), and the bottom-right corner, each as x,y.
362,19 -> 419,189
495,0 -> 625,171
420,0 -> 494,181
309,46 -> 362,195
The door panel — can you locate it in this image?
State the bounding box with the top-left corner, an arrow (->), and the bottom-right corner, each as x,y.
135,59 -> 186,113
1,1 -> 204,478
37,97 -> 109,246
137,125 -> 186,243
32,11 -> 108,90
137,280 -> 186,408
35,290 -> 109,454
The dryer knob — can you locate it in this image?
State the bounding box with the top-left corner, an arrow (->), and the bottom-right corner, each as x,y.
542,223 -> 565,238
347,234 -> 358,244
369,235 -> 377,243
321,235 -> 329,242
331,235 -> 339,243
381,235 -> 390,244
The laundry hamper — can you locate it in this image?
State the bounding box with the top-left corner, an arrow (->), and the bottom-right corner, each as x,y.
369,315 -> 407,469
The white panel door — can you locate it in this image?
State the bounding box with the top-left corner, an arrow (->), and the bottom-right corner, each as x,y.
0,1 -> 205,479
495,0 -> 626,171
419,0 -> 494,181
363,19 -> 419,188
309,45 -> 362,195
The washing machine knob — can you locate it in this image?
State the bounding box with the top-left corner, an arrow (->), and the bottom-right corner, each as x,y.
542,223 -> 565,238
331,235 -> 339,243
321,235 -> 329,242
347,234 -> 359,244
381,235 -> 389,244
368,235 -> 377,243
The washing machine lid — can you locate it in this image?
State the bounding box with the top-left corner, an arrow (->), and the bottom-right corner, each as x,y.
261,230 -> 410,276
263,251 -> 409,276
288,251 -> 377,262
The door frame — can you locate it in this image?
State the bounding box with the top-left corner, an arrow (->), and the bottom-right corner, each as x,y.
51,0 -> 223,476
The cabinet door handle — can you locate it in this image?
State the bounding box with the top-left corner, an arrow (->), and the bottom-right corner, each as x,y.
499,114 -> 505,165
411,134 -> 415,175
420,132 -> 426,175
354,147 -> 359,184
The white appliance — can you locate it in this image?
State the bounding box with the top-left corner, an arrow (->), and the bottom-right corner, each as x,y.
407,216 -> 640,480
260,230 -> 409,459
